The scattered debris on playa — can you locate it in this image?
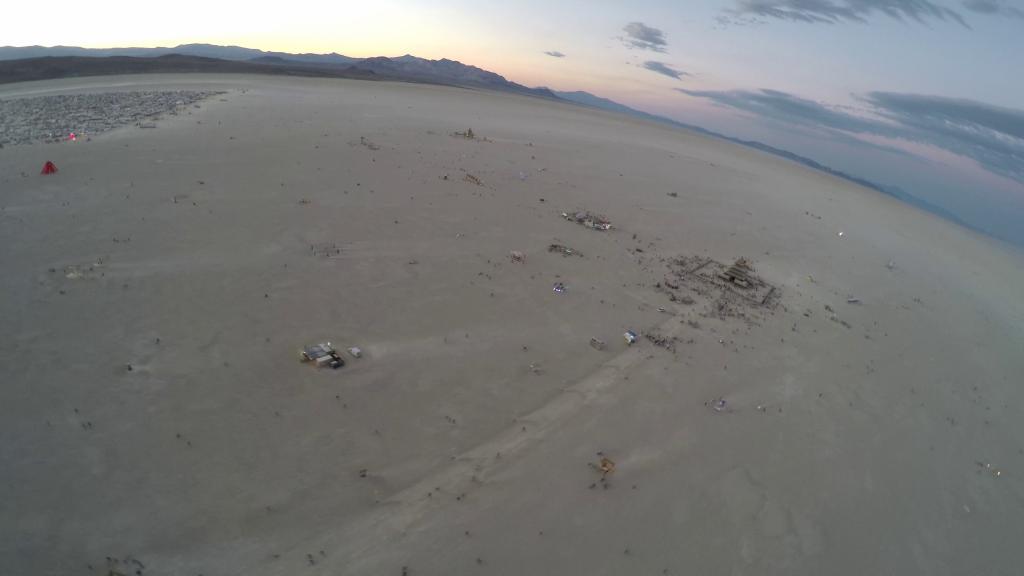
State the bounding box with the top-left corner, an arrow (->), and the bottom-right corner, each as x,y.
829,314 -> 853,329
299,342 -> 345,369
463,173 -> 483,186
93,555 -> 147,576
650,255 -> 781,327
644,330 -> 679,352
667,255 -> 777,308
63,260 -> 105,280
975,460 -> 1003,478
562,210 -> 612,231
719,257 -> 757,288
709,397 -> 731,413
548,243 -> 582,257
588,453 -> 616,489
450,127 -> 489,141
358,136 -> 381,150
310,242 -> 342,258
0,90 -> 223,146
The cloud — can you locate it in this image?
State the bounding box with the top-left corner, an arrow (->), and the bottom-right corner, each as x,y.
678,87 -> 1024,183
864,92 -> 1024,181
642,61 -> 688,80
676,88 -> 891,133
543,50 -> 566,58
723,0 -> 969,27
714,13 -> 765,26
621,22 -> 668,52
962,0 -> 1024,17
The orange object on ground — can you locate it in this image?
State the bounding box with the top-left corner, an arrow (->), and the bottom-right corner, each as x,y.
41,161 -> 58,175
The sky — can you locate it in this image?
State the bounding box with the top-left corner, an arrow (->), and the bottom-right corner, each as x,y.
6,0 -> 1024,243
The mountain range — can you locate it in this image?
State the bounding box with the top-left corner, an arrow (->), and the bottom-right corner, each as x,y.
0,44 -> 554,98
0,43 -> 968,235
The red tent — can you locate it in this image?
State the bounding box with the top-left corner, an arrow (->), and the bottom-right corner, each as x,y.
41,161 -> 58,175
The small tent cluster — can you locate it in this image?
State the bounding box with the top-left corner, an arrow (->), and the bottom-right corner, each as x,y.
40,161 -> 58,175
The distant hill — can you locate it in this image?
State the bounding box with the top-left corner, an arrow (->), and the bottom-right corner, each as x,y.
0,45 -> 553,98
0,44 -> 358,66
556,89 -> 741,138
554,91 -> 645,116
0,54 -> 377,85
350,55 -> 555,98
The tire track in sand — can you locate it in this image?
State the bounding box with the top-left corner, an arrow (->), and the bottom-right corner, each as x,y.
242,310 -> 686,575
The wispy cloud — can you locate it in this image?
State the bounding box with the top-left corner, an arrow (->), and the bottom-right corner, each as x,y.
962,0 -> 1024,18
678,87 -> 1024,183
722,0 -> 969,27
676,88 -> 888,132
864,92 -> 1024,181
621,22 -> 668,52
642,61 -> 688,80
543,50 -> 566,58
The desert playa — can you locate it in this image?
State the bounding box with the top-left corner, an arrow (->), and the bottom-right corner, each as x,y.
2,74 -> 1023,575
